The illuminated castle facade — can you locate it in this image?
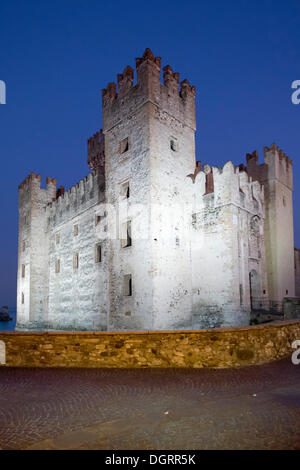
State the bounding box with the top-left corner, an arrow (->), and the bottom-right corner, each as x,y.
16,49 -> 298,331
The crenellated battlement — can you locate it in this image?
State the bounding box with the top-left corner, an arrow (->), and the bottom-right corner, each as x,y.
18,172 -> 41,190
246,149 -> 259,165
266,144 -> 293,190
163,64 -> 179,94
117,65 -> 134,98
102,82 -> 118,108
19,172 -> 57,190
179,79 -> 196,99
265,143 -> 292,167
135,47 -> 162,69
87,129 -> 105,179
46,171 -> 102,228
18,172 -> 57,206
243,144 -> 293,190
48,171 -> 98,208
102,48 -> 196,131
190,160 -> 264,215
264,143 -> 293,188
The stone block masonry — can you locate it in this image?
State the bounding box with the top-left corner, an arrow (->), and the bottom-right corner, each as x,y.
17,48 -> 297,332
1,320 -> 299,369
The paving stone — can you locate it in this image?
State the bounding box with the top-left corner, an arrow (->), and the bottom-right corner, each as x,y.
0,358 -> 299,450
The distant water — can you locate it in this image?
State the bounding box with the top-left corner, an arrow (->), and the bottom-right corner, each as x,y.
0,308 -> 16,331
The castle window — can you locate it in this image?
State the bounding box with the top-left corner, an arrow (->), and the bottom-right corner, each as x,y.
123,274 -> 132,296
120,137 -> 129,154
286,290 -> 289,295
121,181 -> 130,200
95,212 -> 106,225
170,138 -> 178,152
74,225 -> 79,236
95,243 -> 102,263
121,220 -> 132,248
73,252 -> 79,269
22,264 -> 25,278
56,233 -> 60,245
239,284 -> 243,306
21,292 -> 24,304
283,196 -> 286,207
22,241 -> 26,252
55,259 -> 60,274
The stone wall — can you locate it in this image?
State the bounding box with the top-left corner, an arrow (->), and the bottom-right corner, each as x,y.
17,172 -> 107,331
1,320 -> 299,369
190,162 -> 267,328
17,174 -> 56,325
283,297 -> 300,320
47,173 -> 107,331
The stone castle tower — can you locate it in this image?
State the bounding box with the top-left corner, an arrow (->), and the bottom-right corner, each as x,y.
16,48 -> 298,331
246,147 -> 295,304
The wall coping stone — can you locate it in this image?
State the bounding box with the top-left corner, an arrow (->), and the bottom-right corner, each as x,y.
0,319 -> 298,336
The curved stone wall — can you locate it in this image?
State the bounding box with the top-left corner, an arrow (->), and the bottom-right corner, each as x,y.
0,320 -> 299,369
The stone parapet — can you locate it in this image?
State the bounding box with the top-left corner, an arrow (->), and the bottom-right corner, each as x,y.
1,320 -> 299,369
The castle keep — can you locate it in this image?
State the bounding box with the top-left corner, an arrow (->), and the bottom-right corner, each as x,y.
17,49 -> 298,331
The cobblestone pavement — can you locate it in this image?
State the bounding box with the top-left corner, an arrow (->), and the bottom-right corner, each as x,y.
0,358 -> 299,450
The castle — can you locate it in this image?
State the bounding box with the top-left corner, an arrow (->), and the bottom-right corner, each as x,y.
17,48 -> 299,331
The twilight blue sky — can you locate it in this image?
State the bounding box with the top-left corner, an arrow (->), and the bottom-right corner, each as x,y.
0,0 -> 299,308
